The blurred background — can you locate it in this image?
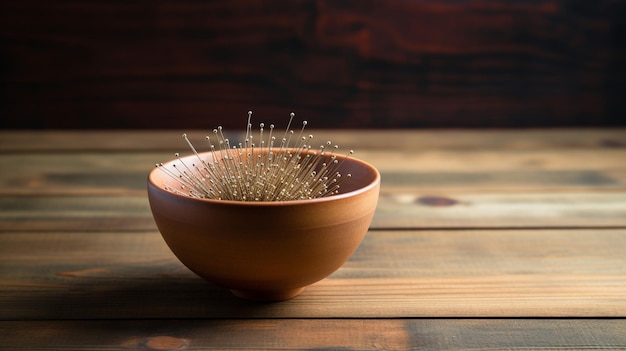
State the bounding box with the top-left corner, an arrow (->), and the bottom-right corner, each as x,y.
1,0 -> 624,129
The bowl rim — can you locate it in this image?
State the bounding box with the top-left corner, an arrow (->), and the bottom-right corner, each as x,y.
148,149 -> 381,207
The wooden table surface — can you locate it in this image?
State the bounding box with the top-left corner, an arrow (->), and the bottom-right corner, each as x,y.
1,129 -> 625,350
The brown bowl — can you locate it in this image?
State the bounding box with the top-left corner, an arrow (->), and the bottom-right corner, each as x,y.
147,149 -> 380,301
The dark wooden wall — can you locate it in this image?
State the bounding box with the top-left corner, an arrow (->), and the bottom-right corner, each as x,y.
1,0 -> 624,129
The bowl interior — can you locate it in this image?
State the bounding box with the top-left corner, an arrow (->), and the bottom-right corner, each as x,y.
150,148 -> 379,202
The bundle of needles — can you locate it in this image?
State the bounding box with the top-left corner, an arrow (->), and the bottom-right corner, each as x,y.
157,112 -> 354,202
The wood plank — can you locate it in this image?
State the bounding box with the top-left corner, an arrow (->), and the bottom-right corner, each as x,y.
2,192 -> 625,232
2,129 -> 626,152
2,168 -> 624,196
1,148 -> 626,195
375,192 -> 626,229
0,196 -> 156,232
0,319 -> 624,350
1,229 -> 624,319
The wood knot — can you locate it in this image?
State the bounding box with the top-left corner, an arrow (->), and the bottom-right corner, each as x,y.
142,336 -> 188,350
601,139 -> 626,148
416,196 -> 459,207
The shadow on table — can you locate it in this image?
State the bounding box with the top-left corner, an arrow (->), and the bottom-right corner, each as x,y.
2,274 -> 302,320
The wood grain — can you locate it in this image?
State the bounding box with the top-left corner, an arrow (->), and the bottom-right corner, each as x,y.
2,192 -> 626,232
0,319 -> 624,351
1,129 -> 625,230
2,145 -> 626,196
1,1 -> 624,129
2,129 -> 626,152
1,229 -> 624,319
1,129 -> 625,348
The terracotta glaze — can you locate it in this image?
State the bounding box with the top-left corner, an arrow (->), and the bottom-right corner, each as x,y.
147,149 -> 380,301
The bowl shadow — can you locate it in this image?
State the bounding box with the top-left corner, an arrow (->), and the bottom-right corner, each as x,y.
3,272 -> 305,320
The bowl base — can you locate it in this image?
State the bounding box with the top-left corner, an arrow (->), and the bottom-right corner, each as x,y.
230,287 -> 304,302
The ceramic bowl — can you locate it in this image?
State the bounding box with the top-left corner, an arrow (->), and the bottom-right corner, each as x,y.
147,149 -> 380,301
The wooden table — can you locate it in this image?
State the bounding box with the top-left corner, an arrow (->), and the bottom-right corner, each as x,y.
1,129 -> 625,350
